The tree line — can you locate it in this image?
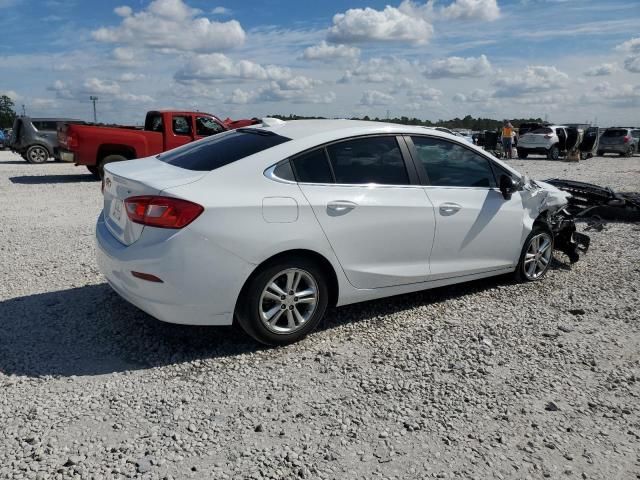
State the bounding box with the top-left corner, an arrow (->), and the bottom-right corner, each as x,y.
270,113 -> 546,132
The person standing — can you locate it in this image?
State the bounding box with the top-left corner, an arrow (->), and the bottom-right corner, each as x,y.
502,121 -> 514,159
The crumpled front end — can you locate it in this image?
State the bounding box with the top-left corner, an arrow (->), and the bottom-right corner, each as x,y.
523,179 -> 590,263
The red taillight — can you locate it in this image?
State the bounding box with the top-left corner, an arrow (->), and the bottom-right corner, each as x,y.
67,135 -> 78,149
124,196 -> 203,229
623,136 -> 631,143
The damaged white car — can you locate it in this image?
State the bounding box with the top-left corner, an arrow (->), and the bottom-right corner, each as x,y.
97,119 -> 589,345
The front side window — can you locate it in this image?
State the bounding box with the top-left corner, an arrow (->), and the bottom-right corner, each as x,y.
196,116 -> 225,136
411,136 -> 496,188
326,136 -> 409,185
172,115 -> 192,136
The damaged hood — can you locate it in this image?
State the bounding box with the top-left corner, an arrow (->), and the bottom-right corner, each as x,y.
521,178 -> 571,213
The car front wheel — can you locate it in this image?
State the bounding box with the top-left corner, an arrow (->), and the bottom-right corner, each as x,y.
515,227 -> 554,282
236,258 -> 329,345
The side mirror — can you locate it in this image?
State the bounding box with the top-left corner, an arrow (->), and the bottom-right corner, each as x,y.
499,174 -> 517,200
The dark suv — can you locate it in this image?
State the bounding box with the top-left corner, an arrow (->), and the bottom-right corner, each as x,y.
9,116 -> 84,163
597,127 -> 639,157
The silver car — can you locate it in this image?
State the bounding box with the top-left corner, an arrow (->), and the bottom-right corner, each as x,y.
597,127 -> 639,157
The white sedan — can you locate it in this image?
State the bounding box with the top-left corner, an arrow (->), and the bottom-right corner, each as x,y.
97,119 -> 588,345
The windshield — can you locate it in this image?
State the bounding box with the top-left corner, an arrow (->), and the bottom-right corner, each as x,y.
158,129 -> 291,171
530,127 -> 552,134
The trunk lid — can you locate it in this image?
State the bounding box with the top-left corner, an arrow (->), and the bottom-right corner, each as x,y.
519,133 -> 548,146
102,157 -> 207,245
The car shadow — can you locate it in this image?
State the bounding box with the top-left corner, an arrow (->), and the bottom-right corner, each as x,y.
10,174 -> 98,184
0,270 -> 539,379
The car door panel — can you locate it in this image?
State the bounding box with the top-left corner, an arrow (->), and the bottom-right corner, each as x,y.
424,187 -> 524,279
300,184 -> 435,289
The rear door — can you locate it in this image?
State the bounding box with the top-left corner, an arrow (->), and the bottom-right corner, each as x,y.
296,135 -> 436,289
407,136 -> 524,279
164,114 -> 194,151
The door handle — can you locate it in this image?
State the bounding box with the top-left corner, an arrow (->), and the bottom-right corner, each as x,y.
327,200 -> 357,216
439,202 -> 461,216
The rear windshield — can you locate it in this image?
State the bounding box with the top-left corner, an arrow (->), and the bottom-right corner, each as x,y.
602,129 -> 627,137
158,129 -> 291,171
530,127 -> 552,134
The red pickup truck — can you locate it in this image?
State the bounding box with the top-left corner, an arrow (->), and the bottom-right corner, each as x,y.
58,110 -> 258,177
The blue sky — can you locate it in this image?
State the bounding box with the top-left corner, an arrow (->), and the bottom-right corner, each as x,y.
1,0 -> 639,125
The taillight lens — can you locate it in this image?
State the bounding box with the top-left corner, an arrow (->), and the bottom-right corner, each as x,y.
124,196 -> 203,229
623,136 -> 630,143
67,135 -> 78,148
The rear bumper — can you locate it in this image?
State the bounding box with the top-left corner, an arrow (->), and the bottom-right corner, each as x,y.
598,144 -> 628,153
519,146 -> 550,155
59,149 -> 75,162
95,212 -> 254,326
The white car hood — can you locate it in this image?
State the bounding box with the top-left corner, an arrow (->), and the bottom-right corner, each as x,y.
522,179 -> 571,213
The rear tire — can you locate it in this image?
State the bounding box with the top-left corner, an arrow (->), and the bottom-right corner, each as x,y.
26,145 -> 49,164
514,227 -> 554,283
624,145 -> 635,157
518,150 -> 528,159
547,145 -> 560,161
87,165 -> 99,178
236,257 -> 329,346
597,151 -> 604,157
98,154 -> 127,179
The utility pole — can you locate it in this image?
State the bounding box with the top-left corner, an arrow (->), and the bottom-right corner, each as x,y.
21,104 -> 26,116
89,96 -> 98,123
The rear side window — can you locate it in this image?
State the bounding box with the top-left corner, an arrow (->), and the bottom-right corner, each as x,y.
603,129 -> 627,137
326,136 -> 409,185
411,136 -> 496,188
172,116 -> 192,136
292,149 -> 333,183
158,129 -> 291,171
32,121 -> 57,131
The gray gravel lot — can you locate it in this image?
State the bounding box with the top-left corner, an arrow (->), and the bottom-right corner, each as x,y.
0,150 -> 639,480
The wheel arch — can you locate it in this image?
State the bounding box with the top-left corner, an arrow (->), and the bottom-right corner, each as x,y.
27,143 -> 52,156
96,144 -> 137,164
235,249 -> 340,317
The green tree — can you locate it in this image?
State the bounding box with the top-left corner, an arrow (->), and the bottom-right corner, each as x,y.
0,95 -> 17,129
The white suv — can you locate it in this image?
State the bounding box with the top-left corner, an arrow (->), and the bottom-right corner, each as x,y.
518,125 -> 568,160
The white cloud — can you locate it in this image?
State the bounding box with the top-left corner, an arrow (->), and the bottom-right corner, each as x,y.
211,6 -> 231,15
441,0 -> 500,22
119,73 -> 146,82
624,56 -> 640,73
581,81 -> 640,107
424,55 -> 492,78
452,89 -> 492,103
83,78 -> 121,96
327,5 -> 433,45
0,89 -> 21,101
584,63 -> 616,77
493,65 -> 569,97
114,5 -> 132,17
408,85 -> 442,103
360,90 -> 394,106
615,37 -> 640,53
302,41 -> 360,61
112,47 -> 136,64
340,57 -> 414,83
92,0 -> 246,53
226,83 -> 335,105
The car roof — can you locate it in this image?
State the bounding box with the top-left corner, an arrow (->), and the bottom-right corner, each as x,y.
254,119 -> 459,141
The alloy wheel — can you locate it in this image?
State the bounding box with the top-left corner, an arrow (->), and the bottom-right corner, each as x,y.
259,268 -> 318,334
523,233 -> 553,280
29,146 -> 47,163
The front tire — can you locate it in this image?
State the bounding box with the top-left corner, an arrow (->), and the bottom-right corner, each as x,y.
26,145 -> 49,164
87,165 -> 99,178
236,257 -> 329,346
514,227 -> 554,282
547,145 -> 560,160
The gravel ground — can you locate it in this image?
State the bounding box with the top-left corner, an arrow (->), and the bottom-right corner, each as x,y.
0,150 -> 638,480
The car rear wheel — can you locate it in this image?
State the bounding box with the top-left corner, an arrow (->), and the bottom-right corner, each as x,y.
26,145 -> 49,164
98,154 -> 127,179
236,258 -> 329,346
514,227 -> 554,282
623,145 -> 635,157
518,150 -> 528,159
597,151 -> 604,157
86,165 -> 99,178
547,145 -> 560,161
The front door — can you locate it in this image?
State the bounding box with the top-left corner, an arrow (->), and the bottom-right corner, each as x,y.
294,136 -> 436,289
408,135 -> 524,279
